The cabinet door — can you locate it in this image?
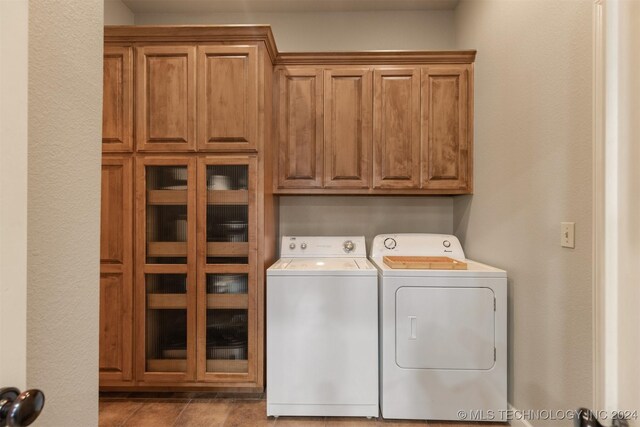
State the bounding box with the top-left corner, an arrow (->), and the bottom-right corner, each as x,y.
197,46 -> 258,152
102,47 -> 133,152
100,157 -> 133,383
421,66 -> 471,191
373,68 -> 421,189
324,69 -> 372,189
197,156 -> 258,383
276,68 -> 323,189
135,157 -> 197,382
136,46 -> 196,152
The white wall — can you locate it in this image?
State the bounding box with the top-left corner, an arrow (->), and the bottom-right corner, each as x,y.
135,10 -> 456,51
0,0 -> 28,391
27,1 -> 103,425
104,0 -> 134,25
454,0 -> 593,423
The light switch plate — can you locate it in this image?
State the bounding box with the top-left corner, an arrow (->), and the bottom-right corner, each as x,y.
561,222 -> 575,248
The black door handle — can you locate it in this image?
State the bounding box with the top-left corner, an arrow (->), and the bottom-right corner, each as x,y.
0,388 -> 45,427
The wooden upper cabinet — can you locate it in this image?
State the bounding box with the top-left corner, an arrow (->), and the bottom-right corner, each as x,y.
324,69 -> 372,189
102,46 -> 133,152
421,66 -> 471,191
197,46 -> 258,152
276,68 -> 323,189
373,68 -> 421,189
100,157 -> 133,383
136,46 -> 196,152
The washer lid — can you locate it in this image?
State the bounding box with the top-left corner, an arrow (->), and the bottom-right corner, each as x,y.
267,257 -> 376,276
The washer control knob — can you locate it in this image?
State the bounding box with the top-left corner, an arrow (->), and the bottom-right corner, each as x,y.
343,240 -> 355,253
289,242 -> 296,250
384,238 -> 397,250
300,243 -> 307,250
443,240 -> 451,248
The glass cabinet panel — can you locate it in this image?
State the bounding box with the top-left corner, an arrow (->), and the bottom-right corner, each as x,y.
146,166 -> 188,264
206,165 -> 249,264
145,274 -> 188,373
205,273 -> 249,373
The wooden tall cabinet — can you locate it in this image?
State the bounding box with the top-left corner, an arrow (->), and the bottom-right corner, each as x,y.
101,26 -> 277,391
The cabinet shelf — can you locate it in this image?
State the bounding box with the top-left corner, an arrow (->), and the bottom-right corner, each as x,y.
147,241 -> 248,258
147,359 -> 248,373
147,190 -> 249,206
147,294 -> 247,310
207,294 -> 248,309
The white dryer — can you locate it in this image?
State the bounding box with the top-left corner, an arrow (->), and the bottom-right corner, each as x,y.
267,236 -> 378,418
370,233 -> 507,422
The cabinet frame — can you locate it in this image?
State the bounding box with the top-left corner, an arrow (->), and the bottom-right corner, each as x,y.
421,65 -> 472,191
196,156 -> 259,383
102,47 -> 133,152
136,46 -> 197,152
135,156 -> 198,383
323,68 -> 372,189
197,46 -> 259,152
99,156 -> 133,383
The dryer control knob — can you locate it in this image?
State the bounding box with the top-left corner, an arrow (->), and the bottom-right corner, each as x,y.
384,238 -> 397,250
443,240 -> 451,248
343,240 -> 355,253
289,243 -> 296,250
300,243 -> 307,250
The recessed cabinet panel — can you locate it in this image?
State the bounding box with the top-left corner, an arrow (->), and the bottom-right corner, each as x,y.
102,47 -> 133,152
373,69 -> 421,189
198,46 -> 258,151
99,272 -> 133,381
136,46 -> 196,152
101,159 -> 131,264
324,69 -> 372,188
421,66 -> 470,190
277,68 -> 323,188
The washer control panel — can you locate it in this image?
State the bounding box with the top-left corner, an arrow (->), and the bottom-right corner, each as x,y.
369,233 -> 465,260
280,236 -> 366,258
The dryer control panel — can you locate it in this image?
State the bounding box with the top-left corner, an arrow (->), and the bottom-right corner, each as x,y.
370,233 -> 465,260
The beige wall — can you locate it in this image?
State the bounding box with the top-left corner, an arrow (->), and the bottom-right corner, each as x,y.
454,0 -> 593,422
27,0 -> 103,425
613,0 -> 640,416
279,197 -> 453,251
135,10 -> 456,51
104,0 -> 134,25
0,0 -> 28,391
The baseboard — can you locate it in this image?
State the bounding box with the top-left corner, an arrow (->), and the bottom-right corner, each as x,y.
508,404 -> 534,427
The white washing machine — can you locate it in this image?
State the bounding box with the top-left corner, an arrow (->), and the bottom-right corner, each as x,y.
370,233 -> 507,422
267,236 -> 378,418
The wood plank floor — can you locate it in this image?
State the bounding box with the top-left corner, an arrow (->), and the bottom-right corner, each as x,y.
99,393 -> 508,427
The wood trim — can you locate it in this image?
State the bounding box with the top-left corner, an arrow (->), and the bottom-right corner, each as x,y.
276,50 -> 477,65
273,188 -> 472,195
105,25 -> 278,63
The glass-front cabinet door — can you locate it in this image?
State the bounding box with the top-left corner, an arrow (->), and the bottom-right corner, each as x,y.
136,157 -> 197,382
197,156 -> 257,383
